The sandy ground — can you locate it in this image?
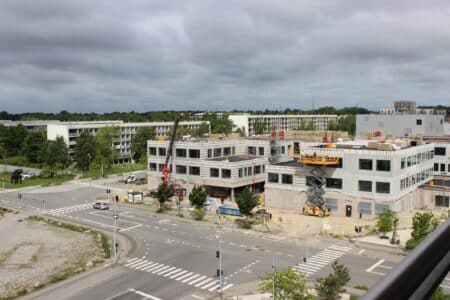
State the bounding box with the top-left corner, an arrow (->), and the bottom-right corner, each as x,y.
0,212 -> 102,298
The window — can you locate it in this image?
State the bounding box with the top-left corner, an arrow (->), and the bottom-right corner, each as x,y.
441,164 -> 446,172
238,168 -> 243,177
416,119 -> 422,125
248,146 -> 256,155
325,198 -> 338,211
281,146 -> 285,154
375,204 -> 390,215
175,165 -> 187,174
175,148 -> 187,157
189,166 -> 200,176
376,182 -> 390,194
281,174 -> 293,184
358,180 -> 372,192
232,146 -> 236,155
376,160 -> 391,172
207,149 -> 212,158
158,147 -> 166,156
436,196 -> 449,207
210,168 -> 219,177
435,147 -> 446,156
326,178 -> 342,189
149,147 -> 157,155
189,149 -> 200,158
254,165 -> 261,174
434,163 -> 439,172
149,163 -> 157,171
359,159 -> 373,170
247,167 -> 252,176
258,147 -> 265,155
401,158 -> 406,169
222,169 -> 231,178
359,202 -> 372,215
213,148 -> 222,157
268,173 -> 279,183
223,147 -> 231,156
306,176 -> 322,186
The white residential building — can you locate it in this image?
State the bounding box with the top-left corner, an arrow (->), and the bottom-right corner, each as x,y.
47,121 -> 210,160
0,120 -> 61,132
147,138 -> 293,200
264,141 -> 435,217
356,114 -> 444,138
229,114 -> 338,136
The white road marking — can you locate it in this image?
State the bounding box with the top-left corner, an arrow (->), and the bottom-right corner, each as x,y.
174,272 -> 193,281
126,257 -> 140,264
195,277 -> 213,287
202,280 -> 218,290
141,262 -> 160,271
187,275 -> 206,285
151,265 -> 171,274
191,295 -> 205,300
379,265 -> 392,269
330,244 -> 351,251
135,261 -> 155,270
120,224 -> 143,232
357,249 -> 365,255
156,266 -> 177,275
128,288 -> 162,300
163,268 -> 183,277
170,270 -> 189,279
367,259 -> 385,272
223,283 -> 234,291
182,273 -> 200,283
145,263 -> 165,272
125,259 -> 144,267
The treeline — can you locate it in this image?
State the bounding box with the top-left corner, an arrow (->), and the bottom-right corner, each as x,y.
0,106 -> 370,122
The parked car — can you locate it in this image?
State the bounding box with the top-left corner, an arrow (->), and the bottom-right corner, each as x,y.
22,172 -> 37,179
93,202 -> 109,210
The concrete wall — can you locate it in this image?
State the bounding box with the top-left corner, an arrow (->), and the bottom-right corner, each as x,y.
47,124 -> 70,143
356,114 -> 444,138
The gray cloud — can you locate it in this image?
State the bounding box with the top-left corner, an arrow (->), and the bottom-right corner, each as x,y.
0,0 -> 449,113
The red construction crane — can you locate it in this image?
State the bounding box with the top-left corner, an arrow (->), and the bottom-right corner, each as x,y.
162,114 -> 186,186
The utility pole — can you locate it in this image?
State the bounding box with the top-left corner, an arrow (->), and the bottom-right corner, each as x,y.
216,233 -> 224,297
304,224 -> 310,275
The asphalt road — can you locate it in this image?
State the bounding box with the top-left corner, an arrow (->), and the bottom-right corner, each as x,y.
2,181 -> 445,299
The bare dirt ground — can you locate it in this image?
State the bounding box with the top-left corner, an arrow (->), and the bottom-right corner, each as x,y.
0,212 -> 103,299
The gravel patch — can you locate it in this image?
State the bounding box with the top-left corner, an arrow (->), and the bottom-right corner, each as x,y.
0,213 -> 101,298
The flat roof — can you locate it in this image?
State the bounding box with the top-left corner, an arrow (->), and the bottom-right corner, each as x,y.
274,160 -> 303,167
209,155 -> 259,162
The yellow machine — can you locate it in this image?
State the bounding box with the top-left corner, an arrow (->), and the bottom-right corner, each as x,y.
298,152 -> 339,218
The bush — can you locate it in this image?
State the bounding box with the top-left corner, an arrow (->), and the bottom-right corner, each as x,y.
193,208 -> 204,221
353,285 -> 368,291
156,207 -> 165,213
405,238 -> 421,250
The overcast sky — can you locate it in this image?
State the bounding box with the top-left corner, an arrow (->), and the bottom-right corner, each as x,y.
1,1 -> 449,113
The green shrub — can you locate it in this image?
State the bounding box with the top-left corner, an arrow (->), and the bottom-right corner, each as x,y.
405,238 -> 421,250
101,234 -> 111,258
156,207 -> 165,213
354,285 -> 368,291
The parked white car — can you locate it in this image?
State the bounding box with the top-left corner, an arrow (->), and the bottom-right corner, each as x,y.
22,172 -> 37,179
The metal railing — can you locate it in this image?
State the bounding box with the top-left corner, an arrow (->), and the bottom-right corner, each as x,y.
363,218 -> 450,300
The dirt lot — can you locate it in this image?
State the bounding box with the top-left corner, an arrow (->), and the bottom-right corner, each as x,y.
0,211 -> 105,299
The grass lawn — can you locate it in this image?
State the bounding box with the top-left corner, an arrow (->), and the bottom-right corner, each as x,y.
80,162 -> 146,179
0,173 -> 75,189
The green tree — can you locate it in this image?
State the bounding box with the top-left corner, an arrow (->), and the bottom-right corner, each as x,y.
315,260 -> 351,300
94,126 -> 120,169
430,287 -> 449,300
189,185 -> 208,210
156,183 -> 174,209
44,137 -> 70,176
253,121 -> 266,135
131,127 -> 155,162
74,131 -> 96,171
23,132 -> 47,163
376,209 -> 397,238
0,124 -> 28,156
192,122 -> 210,137
259,267 -> 308,300
406,211 -> 440,249
236,126 -> 246,137
235,187 -> 259,218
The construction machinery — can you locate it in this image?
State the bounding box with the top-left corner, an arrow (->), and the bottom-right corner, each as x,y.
162,114 -> 186,198
298,153 -> 339,217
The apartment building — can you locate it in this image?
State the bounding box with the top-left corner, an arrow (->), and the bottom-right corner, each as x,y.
229,114 -> 338,136
47,121 -> 209,161
356,114 -> 444,138
0,120 -> 61,132
264,141 -> 435,217
147,138 -> 293,200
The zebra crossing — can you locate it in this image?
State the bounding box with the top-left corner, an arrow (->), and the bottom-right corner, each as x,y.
124,258 -> 233,292
292,244 -> 351,277
44,202 -> 93,216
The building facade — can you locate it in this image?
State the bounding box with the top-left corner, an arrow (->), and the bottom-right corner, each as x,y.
47,121 -> 210,160
0,120 -> 61,132
356,114 -> 444,138
229,114 -> 338,136
147,138 -> 293,200
264,142 -> 435,217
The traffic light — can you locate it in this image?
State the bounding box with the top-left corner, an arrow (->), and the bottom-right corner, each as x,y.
216,269 -> 224,277
216,251 -> 220,258
303,257 -> 307,263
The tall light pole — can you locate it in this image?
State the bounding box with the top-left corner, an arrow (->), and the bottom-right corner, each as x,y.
216,232 -> 224,296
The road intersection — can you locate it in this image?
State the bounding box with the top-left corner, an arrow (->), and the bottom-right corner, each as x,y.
0,181 -> 424,299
